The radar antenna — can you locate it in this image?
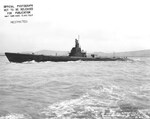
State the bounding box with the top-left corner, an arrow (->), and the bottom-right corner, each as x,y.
78,35 -> 80,41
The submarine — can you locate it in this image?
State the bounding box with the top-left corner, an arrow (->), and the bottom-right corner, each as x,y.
5,38 -> 128,63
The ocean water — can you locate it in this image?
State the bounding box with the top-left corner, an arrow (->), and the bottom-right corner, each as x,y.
0,56 -> 150,119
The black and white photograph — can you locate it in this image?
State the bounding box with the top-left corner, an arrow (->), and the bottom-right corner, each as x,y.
0,0 -> 150,118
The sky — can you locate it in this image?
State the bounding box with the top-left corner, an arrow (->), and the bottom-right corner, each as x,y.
0,0 -> 150,53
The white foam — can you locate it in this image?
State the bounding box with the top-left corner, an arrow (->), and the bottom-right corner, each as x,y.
41,87 -> 150,119
0,113 -> 32,119
23,60 -> 36,64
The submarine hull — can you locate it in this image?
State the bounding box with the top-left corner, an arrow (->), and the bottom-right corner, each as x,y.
5,52 -> 127,63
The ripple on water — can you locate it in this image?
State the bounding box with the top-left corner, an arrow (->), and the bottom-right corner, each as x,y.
0,113 -> 32,119
1,57 -> 150,119
40,85 -> 150,119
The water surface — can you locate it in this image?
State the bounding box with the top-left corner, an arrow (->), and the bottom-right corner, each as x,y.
0,56 -> 150,119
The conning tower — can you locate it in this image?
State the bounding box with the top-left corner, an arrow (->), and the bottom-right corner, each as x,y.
69,39 -> 86,57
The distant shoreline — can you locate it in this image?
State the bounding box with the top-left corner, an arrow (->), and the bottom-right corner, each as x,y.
1,54 -> 150,57
1,49 -> 150,57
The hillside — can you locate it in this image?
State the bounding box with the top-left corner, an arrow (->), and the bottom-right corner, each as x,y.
2,49 -> 150,57
0,53 -> 4,56
34,49 -> 150,57
34,50 -> 69,56
94,49 -> 150,57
